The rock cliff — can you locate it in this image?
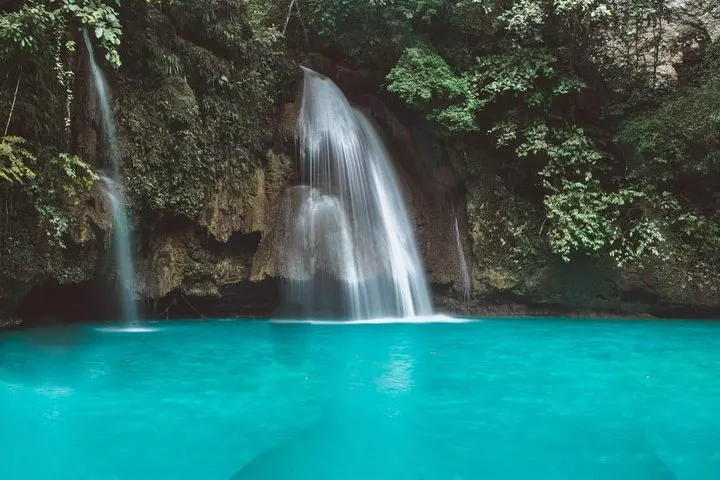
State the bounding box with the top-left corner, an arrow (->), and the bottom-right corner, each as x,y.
2,1 -> 719,327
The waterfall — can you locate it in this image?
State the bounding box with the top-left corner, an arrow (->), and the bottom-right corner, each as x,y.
99,175 -> 140,323
452,205 -> 471,304
283,67 -> 432,319
84,31 -> 139,324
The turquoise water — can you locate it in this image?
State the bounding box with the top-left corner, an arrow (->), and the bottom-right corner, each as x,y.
1,318 -> 719,479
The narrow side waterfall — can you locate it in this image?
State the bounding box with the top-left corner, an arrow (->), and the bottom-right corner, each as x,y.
84,31 -> 139,324
99,175 -> 140,323
452,205 -> 471,303
283,67 -> 432,319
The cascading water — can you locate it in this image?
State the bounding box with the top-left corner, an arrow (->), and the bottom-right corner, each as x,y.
84,31 -> 139,324
283,67 -> 432,319
99,175 -> 140,323
452,204 -> 471,304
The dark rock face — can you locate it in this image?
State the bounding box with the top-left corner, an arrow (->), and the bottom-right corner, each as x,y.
0,185 -> 113,328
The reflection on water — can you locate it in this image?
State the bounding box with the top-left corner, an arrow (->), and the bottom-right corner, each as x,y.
376,345 -> 415,395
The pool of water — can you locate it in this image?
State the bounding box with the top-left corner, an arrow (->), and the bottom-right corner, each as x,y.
1,318 -> 719,479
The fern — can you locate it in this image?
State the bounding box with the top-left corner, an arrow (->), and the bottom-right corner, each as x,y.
163,53 -> 185,77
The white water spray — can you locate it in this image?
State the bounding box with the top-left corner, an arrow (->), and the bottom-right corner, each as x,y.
284,67 -> 432,319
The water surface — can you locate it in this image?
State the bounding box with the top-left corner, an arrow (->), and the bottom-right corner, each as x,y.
1,318 -> 719,479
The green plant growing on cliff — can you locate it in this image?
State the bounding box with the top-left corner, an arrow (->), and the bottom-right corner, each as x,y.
387,47 -> 479,133
1,139 -> 98,249
30,151 -> 98,248
512,123 -> 667,266
376,0 -> 705,267
617,39 -> 720,273
0,142 -> 97,259
386,47 -> 641,264
1,0 -> 122,146
305,0 -> 444,65
0,1 -> 122,68
0,0 -> 118,245
0,136 -> 36,185
115,0 -> 293,220
620,76 -> 720,192
75,0 -> 123,67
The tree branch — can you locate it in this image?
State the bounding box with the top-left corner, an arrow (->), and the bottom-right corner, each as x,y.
283,0 -> 297,35
282,0 -> 309,43
3,68 -> 22,138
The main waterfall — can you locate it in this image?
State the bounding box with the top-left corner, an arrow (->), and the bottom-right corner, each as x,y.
282,67 -> 432,319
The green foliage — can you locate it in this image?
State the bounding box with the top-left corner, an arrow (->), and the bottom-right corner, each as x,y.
378,0 -> 718,268
705,39 -> 720,73
306,0 -> 443,65
0,0 -> 122,67
620,75 -> 720,183
27,149 -> 98,248
1,137 -> 97,249
0,136 -> 36,185
246,0 -> 285,48
543,180 -> 665,265
475,49 -> 556,102
163,53 -> 185,77
387,47 -> 479,132
534,127 -> 602,184
77,1 -> 123,67
616,42 -> 720,272
0,0 -> 123,150
0,2 -> 113,251
0,2 -> 56,55
507,121 -> 666,266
